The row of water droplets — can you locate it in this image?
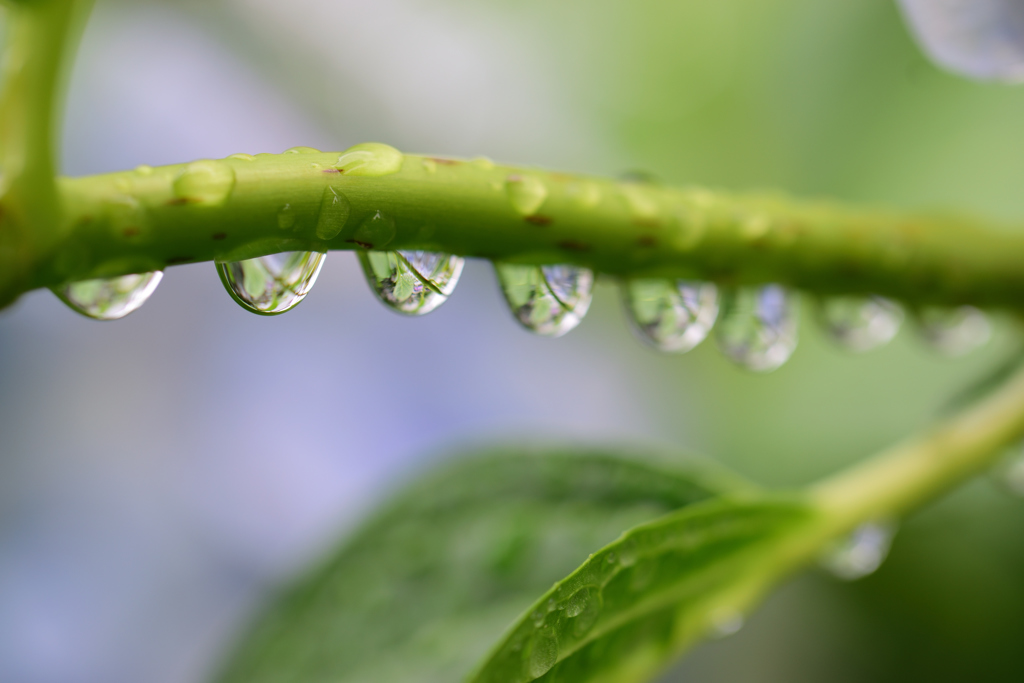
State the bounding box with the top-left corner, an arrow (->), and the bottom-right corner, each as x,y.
51,144 -> 992,370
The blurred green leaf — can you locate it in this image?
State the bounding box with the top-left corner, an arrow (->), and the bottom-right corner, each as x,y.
212,448 -> 821,683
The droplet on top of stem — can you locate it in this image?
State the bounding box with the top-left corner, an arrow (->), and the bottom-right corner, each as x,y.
715,284 -> 798,372
53,272 -> 163,320
495,263 -> 594,337
217,251 -> 325,315
359,250 -> 464,316
623,279 -> 718,353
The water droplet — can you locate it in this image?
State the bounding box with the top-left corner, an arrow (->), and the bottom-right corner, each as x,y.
620,183 -> 660,222
709,608 -> 744,638
134,164 -> 154,177
173,160 -> 235,206
350,211 -> 396,249
505,175 -> 548,216
898,0 -> 1024,82
217,251 -> 325,315
53,271 -> 163,320
715,285 -> 799,372
358,250 -> 464,315
623,279 -> 718,353
997,442 -> 1024,497
525,627 -> 558,678
333,142 -> 403,176
820,522 -> 895,581
566,181 -> 601,208
818,295 -> 904,352
917,306 -> 991,356
315,186 -> 351,240
564,586 -> 602,637
495,263 -> 594,337
283,146 -> 320,154
472,156 -> 496,170
227,153 -> 255,162
277,203 -> 297,230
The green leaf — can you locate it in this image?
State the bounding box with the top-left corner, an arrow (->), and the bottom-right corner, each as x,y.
212,448 -> 820,683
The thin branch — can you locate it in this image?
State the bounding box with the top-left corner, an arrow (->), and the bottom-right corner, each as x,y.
12,148 -> 1024,312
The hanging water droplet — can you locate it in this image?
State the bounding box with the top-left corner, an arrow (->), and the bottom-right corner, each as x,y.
820,522 -> 896,581
333,142 -> 403,176
994,440 -> 1024,497
897,0 -> 1024,82
495,263 -> 594,337
525,626 -> 559,678
53,271 -> 163,320
917,305 -> 991,356
623,279 -> 718,352
708,608 -> 744,638
283,146 -> 320,154
715,285 -> 799,372
217,251 -> 325,315
315,186 -> 351,240
226,153 -> 255,162
173,160 -> 236,206
134,164 -> 154,177
818,295 -> 904,352
358,250 -> 464,316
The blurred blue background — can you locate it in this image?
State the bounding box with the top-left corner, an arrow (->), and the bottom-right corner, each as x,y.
4,0 -> 1024,681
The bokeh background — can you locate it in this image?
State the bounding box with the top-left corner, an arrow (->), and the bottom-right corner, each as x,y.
3,0 -> 1024,681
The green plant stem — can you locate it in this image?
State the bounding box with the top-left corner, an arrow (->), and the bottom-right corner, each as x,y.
810,362 -> 1024,535
0,0 -> 94,306
11,149 -> 1024,310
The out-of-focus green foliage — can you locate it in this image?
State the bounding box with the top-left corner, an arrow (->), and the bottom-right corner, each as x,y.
213,449 -> 822,683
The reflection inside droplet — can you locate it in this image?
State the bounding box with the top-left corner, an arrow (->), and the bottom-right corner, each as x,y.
715,284 -> 799,372
818,295 -> 904,352
495,263 -> 594,337
217,251 -> 325,315
53,271 -> 163,320
358,250 -> 464,316
623,279 -> 718,352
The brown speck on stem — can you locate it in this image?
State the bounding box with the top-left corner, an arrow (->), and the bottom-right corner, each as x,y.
525,215 -> 552,226
557,240 -> 592,252
636,235 -> 657,247
212,232 -> 227,241
429,157 -> 461,165
166,255 -> 194,265
166,197 -> 191,207
633,218 -> 661,229
322,168 -> 341,174
122,227 -> 141,238
345,239 -> 374,249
